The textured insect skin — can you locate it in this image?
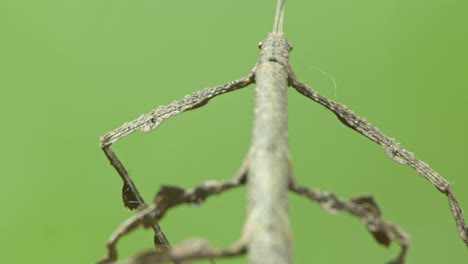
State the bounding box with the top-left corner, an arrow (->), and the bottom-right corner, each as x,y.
98,1 -> 467,263
246,33 -> 294,264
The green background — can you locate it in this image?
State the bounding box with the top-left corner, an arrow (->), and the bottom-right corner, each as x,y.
2,0 -> 467,263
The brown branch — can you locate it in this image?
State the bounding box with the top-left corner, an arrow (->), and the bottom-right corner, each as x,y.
98,161 -> 248,264
100,74 -> 255,148
101,146 -> 173,261
121,239 -> 247,264
290,79 -> 468,246
99,74 -> 254,263
290,181 -> 410,264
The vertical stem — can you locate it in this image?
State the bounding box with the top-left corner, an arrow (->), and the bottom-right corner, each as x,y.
246,1 -> 292,262
247,33 -> 293,264
273,0 -> 287,33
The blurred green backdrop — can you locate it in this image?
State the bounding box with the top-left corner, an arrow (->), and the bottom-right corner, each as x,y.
1,0 -> 467,263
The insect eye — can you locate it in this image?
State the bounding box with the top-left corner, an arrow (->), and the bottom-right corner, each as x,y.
258,41 -> 263,49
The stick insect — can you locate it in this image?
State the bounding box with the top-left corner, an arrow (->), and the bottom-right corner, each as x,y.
98,1 -> 467,263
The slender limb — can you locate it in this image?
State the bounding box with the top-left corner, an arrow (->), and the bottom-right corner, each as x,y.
100,73 -> 255,148
290,180 -> 409,264
100,74 -> 254,203
99,73 -> 254,261
121,239 -> 247,264
290,79 -> 468,245
102,146 -> 173,262
98,161 -> 249,264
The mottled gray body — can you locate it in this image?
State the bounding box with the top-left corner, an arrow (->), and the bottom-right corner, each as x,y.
247,33 -> 293,264
98,1 -> 467,263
